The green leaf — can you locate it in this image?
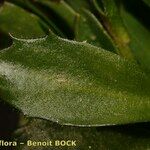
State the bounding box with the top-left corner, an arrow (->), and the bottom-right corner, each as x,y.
64,0 -> 91,12
0,33 -> 150,126
143,0 -> 150,7
34,0 -> 117,51
92,0 -> 105,15
93,0 -> 134,59
32,0 -> 78,39
34,0 -> 78,31
6,0 -> 65,37
14,117 -> 150,150
0,2 -> 47,39
121,8 -> 150,74
75,9 -> 117,52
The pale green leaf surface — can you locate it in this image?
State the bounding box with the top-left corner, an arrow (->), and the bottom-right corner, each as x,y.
0,33 -> 150,126
0,2 -> 47,39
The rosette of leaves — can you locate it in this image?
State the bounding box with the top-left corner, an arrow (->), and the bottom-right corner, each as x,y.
0,0 -> 150,149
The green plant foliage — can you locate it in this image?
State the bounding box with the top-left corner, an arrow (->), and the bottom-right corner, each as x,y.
121,7 -> 150,75
0,2 -> 47,39
0,0 -> 150,148
6,0 -> 66,37
74,9 -> 117,52
31,0 -> 117,51
92,0 -> 134,59
64,0 -> 91,12
34,0 -> 77,31
143,0 -> 150,7
0,32 -> 150,126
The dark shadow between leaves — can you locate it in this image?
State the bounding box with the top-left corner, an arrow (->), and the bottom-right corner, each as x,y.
122,0 -> 150,31
0,100 -> 20,138
0,31 -> 13,50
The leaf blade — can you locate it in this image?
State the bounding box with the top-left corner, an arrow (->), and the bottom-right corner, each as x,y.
0,2 -> 47,39
0,33 -> 150,126
121,7 -> 150,75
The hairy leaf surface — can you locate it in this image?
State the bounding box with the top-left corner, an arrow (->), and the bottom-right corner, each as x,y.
0,33 -> 150,126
